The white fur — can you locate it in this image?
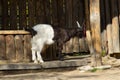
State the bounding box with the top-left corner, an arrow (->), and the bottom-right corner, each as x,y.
31,24 -> 54,63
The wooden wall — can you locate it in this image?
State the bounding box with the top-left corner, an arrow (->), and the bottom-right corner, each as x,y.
0,0 -> 88,62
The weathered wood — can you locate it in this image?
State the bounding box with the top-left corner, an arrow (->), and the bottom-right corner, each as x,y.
5,35 -> 16,62
15,35 -> 24,62
65,38 -> 73,53
44,0 -> 51,24
105,0 -> 113,54
0,59 -> 89,70
18,0 -> 27,29
35,0 -> 45,24
85,0 -> 94,54
79,38 -> 88,52
1,0 -> 8,29
100,0 -> 107,52
24,35 -> 32,62
118,0 -> 120,24
57,0 -> 66,27
51,0 -> 58,27
28,0 -> 35,27
73,37 -> 79,52
9,0 -> 17,29
111,0 -> 120,53
65,0 -> 73,28
0,30 -> 29,34
0,35 -> 6,60
90,0 -> 102,66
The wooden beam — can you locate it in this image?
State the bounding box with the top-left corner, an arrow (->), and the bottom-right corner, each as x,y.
0,59 -> 89,70
0,30 -> 30,34
90,0 -> 102,66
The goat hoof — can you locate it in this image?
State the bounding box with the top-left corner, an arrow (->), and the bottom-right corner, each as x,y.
34,60 -> 38,63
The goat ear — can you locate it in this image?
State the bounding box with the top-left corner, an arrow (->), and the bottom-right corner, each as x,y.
76,21 -> 82,29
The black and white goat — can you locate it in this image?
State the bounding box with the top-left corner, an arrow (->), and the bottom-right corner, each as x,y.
28,21 -> 84,63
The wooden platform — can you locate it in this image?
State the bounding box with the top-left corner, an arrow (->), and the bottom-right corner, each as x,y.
0,58 -> 90,70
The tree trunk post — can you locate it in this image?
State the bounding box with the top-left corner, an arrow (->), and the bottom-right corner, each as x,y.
90,0 -> 102,66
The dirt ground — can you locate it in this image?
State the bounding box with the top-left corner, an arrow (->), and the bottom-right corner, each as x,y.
0,66 -> 120,80
0,57 -> 120,80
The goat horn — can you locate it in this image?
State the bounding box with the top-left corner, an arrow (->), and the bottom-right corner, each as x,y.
76,21 -> 82,29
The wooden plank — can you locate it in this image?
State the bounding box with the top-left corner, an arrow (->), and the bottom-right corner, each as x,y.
24,35 -> 32,62
15,35 -> 24,62
5,35 -> 16,62
85,0 -> 94,54
57,0 -> 66,27
9,0 -> 17,29
28,0 -> 35,27
65,0 -> 73,28
118,0 -> 120,24
35,0 -> 45,24
100,0 -> 107,51
73,37 -> 79,52
44,0 -> 51,24
105,0 -> 113,54
0,30 -> 29,34
90,0 -> 102,66
65,38 -> 73,53
1,0 -> 8,29
0,59 -> 89,70
51,0 -> 58,27
111,0 -> 120,53
78,0 -> 85,24
0,35 -> 6,60
72,0 -> 79,27
18,0 -> 27,29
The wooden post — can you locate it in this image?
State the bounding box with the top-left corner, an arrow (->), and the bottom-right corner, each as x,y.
85,0 -> 94,54
90,0 -> 102,66
111,0 -> 120,53
105,0 -> 113,54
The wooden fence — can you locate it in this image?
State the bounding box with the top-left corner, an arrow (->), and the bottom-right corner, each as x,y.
0,0 -> 89,62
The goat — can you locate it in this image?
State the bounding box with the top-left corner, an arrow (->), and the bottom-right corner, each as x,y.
27,21 -> 84,63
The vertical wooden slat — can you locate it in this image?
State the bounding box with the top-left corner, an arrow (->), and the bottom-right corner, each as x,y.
6,35 -> 16,62
118,0 -> 120,24
2,0 -> 8,29
51,0 -> 58,27
9,0 -> 17,30
0,35 -> 6,60
73,37 -> 79,52
18,0 -> 27,29
57,0 -> 66,27
100,0 -> 107,54
72,0 -> 79,27
36,0 -> 45,24
28,0 -> 35,27
65,0 -> 73,28
15,35 -> 24,62
0,0 -> 1,29
78,0 -> 86,52
111,0 -> 120,53
24,35 -> 32,62
105,0 -> 113,54
78,0 -> 85,24
44,0 -> 51,24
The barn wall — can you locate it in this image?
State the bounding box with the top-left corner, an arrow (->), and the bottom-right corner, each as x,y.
0,0 -> 89,62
